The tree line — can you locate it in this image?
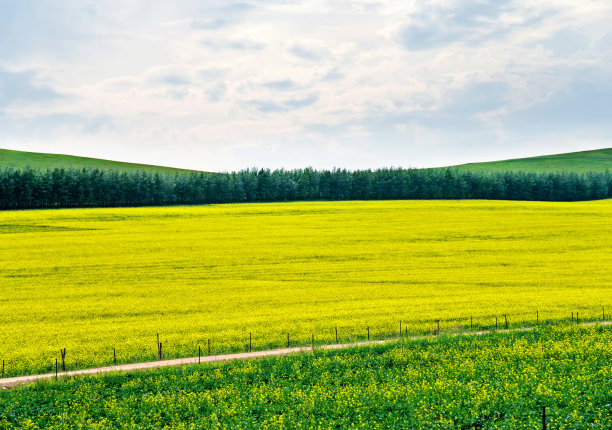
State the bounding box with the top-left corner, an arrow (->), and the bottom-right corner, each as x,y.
0,166 -> 611,209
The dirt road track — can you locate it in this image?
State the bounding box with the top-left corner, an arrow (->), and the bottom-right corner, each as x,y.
1,321 -> 609,390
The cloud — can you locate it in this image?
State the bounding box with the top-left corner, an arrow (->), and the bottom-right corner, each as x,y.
247,94 -> 319,113
159,74 -> 191,86
288,43 -> 328,60
263,80 -> 295,90
1,0 -> 612,171
397,0 -> 546,50
0,68 -> 65,108
205,82 -> 227,102
191,18 -> 229,30
202,39 -> 266,51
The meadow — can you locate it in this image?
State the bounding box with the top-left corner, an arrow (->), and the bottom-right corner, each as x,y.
449,147 -> 612,174
0,325 -> 610,429
0,200 -> 611,376
0,148 -> 198,175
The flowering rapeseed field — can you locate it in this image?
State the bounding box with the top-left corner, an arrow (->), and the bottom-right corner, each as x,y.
0,200 -> 610,376
0,325 -> 610,428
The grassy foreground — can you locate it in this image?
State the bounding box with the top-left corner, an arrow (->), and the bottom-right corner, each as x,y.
0,200 -> 611,376
0,325 -> 610,429
449,147 -> 612,174
0,148 -> 198,175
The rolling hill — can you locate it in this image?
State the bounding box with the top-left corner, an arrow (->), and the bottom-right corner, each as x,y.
2,147 -> 612,175
0,148 -> 200,175
448,148 -> 612,174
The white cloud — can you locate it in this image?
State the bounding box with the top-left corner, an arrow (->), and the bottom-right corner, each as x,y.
1,0 -> 611,171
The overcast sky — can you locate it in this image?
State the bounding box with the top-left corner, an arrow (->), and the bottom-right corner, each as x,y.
1,0 -> 611,171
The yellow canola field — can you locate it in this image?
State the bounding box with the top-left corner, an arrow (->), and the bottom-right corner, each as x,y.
0,200 -> 611,375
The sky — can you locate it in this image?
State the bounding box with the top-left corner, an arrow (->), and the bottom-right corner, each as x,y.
1,0 -> 611,171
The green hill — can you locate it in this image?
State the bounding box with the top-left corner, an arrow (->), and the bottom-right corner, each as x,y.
0,148 -> 200,175
3,147 -> 612,175
448,148 -> 612,174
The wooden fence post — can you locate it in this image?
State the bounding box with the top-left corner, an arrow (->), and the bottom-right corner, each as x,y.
504,314 -> 508,329
311,334 -> 314,351
198,345 -> 201,364
495,317 -> 498,329
249,332 -> 252,352
113,348 -> 116,365
55,358 -> 58,380
367,326 -> 370,341
60,348 -> 66,372
335,326 -> 338,343
287,333 -> 290,348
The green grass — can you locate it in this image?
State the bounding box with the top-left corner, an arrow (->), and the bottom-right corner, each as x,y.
448,148 -> 612,174
1,325 -> 610,429
0,200 -> 610,377
4,147 -> 612,175
0,148 -> 200,175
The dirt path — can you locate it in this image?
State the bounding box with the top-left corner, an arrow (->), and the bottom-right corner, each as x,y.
1,321 -> 609,390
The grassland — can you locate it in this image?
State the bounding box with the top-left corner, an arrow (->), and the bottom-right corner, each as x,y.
4,147 -> 612,176
0,148 -> 199,175
0,200 -> 611,377
0,325 -> 610,429
448,147 -> 612,173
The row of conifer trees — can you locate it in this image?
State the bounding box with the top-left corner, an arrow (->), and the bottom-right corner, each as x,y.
0,166 -> 610,209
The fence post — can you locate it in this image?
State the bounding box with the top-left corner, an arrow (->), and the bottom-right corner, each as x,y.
367,326 -> 370,341
542,405 -> 546,430
60,348 -> 66,372
55,358 -> 58,380
504,314 -> 508,330
287,333 -> 290,348
335,326 -> 338,343
311,334 -> 314,351
249,332 -> 252,352
576,312 -> 579,324
1,360 -> 3,378
113,348 -> 116,365
198,345 -> 201,364
399,320 -> 402,337
470,316 -> 473,330
437,320 -> 440,335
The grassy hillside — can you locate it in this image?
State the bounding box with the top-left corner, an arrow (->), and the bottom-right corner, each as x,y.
1,326 -> 610,428
3,147 -> 612,176
449,148 -> 612,173
0,200 -> 610,377
0,148 -> 200,175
